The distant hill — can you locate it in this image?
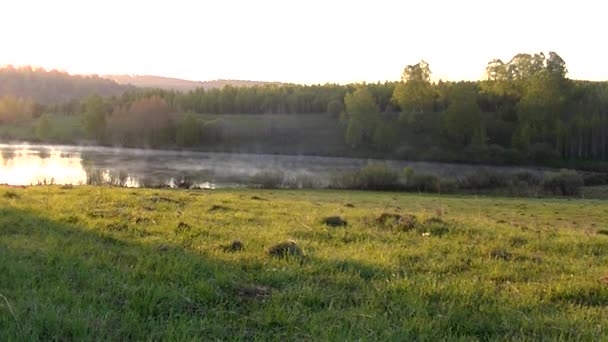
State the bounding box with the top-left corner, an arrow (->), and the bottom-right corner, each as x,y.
0,66 -> 134,104
103,75 -> 282,92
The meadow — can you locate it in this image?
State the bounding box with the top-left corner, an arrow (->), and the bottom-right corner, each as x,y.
1,185 -> 608,340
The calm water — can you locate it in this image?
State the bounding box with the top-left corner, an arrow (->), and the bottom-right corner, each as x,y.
0,143 -> 546,188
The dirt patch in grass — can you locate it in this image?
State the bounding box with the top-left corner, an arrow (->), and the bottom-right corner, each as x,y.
375,213 -> 418,231
490,249 -> 512,261
222,240 -> 244,252
105,223 -> 129,232
135,217 -> 156,225
597,229 -> 608,236
149,196 -> 180,204
176,222 -> 192,233
376,213 -> 402,224
322,216 -> 347,227
424,217 -> 444,225
250,196 -> 266,201
157,244 -> 171,252
60,215 -> 80,224
88,209 -> 120,219
550,286 -> 608,306
509,236 -> 528,247
209,205 -> 231,212
3,190 -> 20,199
234,285 -> 272,300
268,240 -> 303,258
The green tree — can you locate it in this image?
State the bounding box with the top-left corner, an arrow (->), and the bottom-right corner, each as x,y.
36,114 -> 53,140
326,99 -> 344,117
82,95 -> 106,141
372,122 -> 398,151
343,86 -> 379,148
176,113 -> 201,147
392,60 -> 435,123
443,83 -> 484,146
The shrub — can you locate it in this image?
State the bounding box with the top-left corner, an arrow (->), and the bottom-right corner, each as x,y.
326,100 -> 344,118
514,171 -> 542,186
249,171 -> 284,189
460,169 -> 510,190
357,163 -> 400,190
283,174 -> 319,189
583,173 -> 608,186
329,163 -> 400,190
405,172 -> 439,192
542,169 -> 584,196
328,170 -> 360,189
438,178 -> 459,193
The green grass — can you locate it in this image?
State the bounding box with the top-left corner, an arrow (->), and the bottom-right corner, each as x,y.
1,186 -> 608,340
0,114 -> 85,143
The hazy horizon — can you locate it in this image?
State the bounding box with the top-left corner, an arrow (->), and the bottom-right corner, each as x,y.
1,0 -> 607,84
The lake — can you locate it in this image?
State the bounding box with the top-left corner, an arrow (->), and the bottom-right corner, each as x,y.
0,143 -> 547,188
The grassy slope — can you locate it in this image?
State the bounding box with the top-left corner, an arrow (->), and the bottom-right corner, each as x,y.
1,186 -> 608,340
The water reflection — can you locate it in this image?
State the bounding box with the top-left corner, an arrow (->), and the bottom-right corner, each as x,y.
1,149 -> 16,162
0,146 -> 87,185
0,144 -> 232,188
0,143 -> 547,188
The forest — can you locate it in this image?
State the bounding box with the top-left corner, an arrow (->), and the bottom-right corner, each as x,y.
1,51 -> 608,168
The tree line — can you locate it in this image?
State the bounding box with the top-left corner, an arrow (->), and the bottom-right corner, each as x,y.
2,52 -> 608,166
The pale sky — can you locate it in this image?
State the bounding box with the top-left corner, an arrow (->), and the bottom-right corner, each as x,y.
1,0 -> 606,84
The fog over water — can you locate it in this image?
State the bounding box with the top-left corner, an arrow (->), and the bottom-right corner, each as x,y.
0,143 -> 547,188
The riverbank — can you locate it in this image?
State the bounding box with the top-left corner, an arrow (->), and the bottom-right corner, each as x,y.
1,186 -> 607,339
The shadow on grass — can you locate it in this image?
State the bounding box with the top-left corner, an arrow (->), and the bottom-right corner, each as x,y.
0,207 -> 299,340
1,207 -> 606,340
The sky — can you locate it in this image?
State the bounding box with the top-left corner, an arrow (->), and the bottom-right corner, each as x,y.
1,0 -> 606,84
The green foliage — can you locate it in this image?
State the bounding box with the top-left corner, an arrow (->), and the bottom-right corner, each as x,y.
542,169 -> 584,195
393,60 -> 435,121
176,113 -> 201,147
4,52 -> 608,167
249,171 -> 284,188
326,99 -> 344,117
459,170 -> 511,190
329,163 -> 400,190
372,122 -> 398,151
35,114 -> 53,140
442,82 -> 484,146
357,163 -> 400,190
404,171 -> 439,192
107,96 -> 175,148
82,95 -> 107,140
343,87 -> 379,148
0,96 -> 33,124
0,66 -> 131,104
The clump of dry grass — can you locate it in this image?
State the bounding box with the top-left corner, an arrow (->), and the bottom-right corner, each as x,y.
490,249 -> 512,261
3,190 -> 20,199
322,216 -> 347,227
234,285 -> 271,300
209,205 -> 230,212
267,240 -> 303,258
375,213 -> 418,231
222,240 -> 244,253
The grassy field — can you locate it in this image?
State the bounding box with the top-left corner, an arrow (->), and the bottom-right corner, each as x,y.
1,185 -> 608,340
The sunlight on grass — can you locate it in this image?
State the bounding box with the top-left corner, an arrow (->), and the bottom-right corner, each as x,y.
1,186 -> 608,339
